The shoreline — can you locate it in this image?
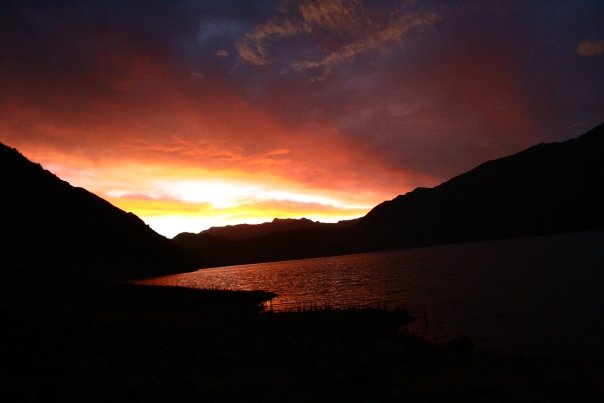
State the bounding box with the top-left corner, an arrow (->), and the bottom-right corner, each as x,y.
8,279 -> 603,401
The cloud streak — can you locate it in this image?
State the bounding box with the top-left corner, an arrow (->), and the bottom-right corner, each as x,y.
236,0 -> 437,78
298,0 -> 361,31
292,12 -> 438,79
235,18 -> 301,65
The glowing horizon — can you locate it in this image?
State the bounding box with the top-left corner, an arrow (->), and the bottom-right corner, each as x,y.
14,145 -> 386,237
2,1 -> 602,237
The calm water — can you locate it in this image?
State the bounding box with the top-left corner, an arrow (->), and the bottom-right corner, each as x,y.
140,231 -> 604,354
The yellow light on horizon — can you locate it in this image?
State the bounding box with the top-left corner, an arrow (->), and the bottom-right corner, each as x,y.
17,148 -> 383,238
108,193 -> 369,238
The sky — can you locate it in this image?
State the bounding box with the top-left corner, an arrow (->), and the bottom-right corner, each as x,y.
1,0 -> 603,238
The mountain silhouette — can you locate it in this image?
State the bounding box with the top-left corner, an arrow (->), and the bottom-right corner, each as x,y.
199,217 -> 356,241
174,224 -> 358,267
175,123 -> 604,267
357,122 -> 604,249
0,143 -> 193,283
174,218 -> 359,266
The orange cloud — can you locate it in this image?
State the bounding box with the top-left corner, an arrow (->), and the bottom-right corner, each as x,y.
298,0 -> 361,31
236,0 -> 437,80
292,12 -> 438,79
577,39 -> 604,56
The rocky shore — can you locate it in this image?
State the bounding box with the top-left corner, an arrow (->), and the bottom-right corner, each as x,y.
7,281 -> 603,402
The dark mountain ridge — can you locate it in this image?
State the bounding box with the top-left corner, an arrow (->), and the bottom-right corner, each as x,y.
175,123 -> 604,267
358,123 -> 604,248
174,225 -> 358,267
199,217 -> 357,241
0,143 -> 193,283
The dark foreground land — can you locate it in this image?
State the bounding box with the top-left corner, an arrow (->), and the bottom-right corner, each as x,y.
7,281 -> 603,402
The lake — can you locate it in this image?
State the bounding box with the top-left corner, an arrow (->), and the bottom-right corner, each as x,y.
139,231 -> 604,354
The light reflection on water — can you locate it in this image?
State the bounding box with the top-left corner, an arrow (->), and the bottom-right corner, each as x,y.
139,231 -> 604,354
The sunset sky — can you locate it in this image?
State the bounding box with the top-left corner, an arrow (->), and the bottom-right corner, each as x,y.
1,0 -> 603,237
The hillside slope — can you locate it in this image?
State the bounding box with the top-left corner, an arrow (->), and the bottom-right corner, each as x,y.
0,143 -> 193,282
201,217 -> 355,241
358,123 -> 604,248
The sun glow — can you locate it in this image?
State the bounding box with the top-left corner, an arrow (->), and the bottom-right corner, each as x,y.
27,155 -> 375,238
105,178 -> 371,237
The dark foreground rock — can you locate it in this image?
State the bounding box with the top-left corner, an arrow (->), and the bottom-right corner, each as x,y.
7,281 -> 603,402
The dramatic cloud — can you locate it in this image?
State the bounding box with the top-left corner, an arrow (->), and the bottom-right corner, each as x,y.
236,0 -> 436,79
235,18 -> 301,65
292,12 -> 438,79
1,0 -> 603,237
235,0 -> 362,66
298,0 -> 361,30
